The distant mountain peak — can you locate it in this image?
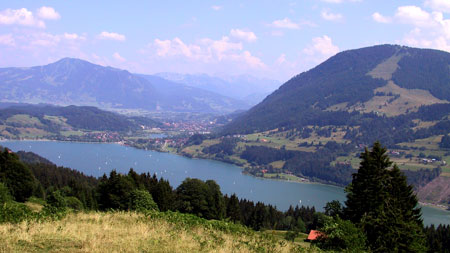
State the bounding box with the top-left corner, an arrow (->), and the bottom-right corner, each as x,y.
0,58 -> 249,114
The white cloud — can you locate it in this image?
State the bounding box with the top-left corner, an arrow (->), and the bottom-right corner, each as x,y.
63,33 -> 85,41
269,18 -> 300,29
98,31 -> 126,41
113,52 -> 126,62
371,4 -> 450,52
321,10 -> 343,21
30,32 -> 61,47
276,54 -> 286,65
303,35 -> 339,57
0,8 -> 45,28
230,29 -> 257,42
150,36 -> 265,69
395,6 -> 432,27
372,12 -> 392,23
0,34 -> 15,46
211,5 -> 222,11
37,6 -> 60,20
425,0 -> 450,13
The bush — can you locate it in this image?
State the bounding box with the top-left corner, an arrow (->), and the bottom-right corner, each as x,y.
129,190 -> 158,212
314,217 -> 367,252
65,196 -> 84,211
0,182 -> 12,204
284,230 -> 299,242
44,190 -> 67,213
0,201 -> 34,223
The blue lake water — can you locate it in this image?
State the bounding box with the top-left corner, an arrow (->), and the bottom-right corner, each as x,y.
2,140 -> 449,226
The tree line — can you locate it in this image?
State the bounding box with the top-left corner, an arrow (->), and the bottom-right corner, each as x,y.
1,143 -> 450,252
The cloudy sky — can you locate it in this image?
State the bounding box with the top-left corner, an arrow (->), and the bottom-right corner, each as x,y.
0,0 -> 449,81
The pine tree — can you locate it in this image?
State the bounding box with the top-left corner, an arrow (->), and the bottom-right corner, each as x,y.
226,193 -> 241,222
344,141 -> 427,252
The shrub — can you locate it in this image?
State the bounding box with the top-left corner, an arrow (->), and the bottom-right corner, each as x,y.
0,201 -> 34,223
129,190 -> 158,212
65,196 -> 84,211
43,190 -> 67,214
314,216 -> 367,252
0,182 -> 12,204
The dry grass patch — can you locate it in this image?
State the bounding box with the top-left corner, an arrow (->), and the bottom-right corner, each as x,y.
0,211 -> 304,253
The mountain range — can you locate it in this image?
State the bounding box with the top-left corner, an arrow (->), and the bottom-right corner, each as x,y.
0,58 -> 254,114
155,72 -> 280,105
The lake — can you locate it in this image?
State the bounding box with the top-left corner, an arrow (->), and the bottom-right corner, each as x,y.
2,140 -> 449,226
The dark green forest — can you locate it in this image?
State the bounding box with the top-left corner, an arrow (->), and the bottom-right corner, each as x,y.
0,104 -> 161,132
1,143 -> 449,252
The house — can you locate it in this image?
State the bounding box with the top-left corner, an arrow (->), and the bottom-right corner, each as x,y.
305,230 -> 323,241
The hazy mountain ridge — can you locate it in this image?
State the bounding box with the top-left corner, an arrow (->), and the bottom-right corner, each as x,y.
0,58 -> 249,114
155,72 -> 280,105
137,74 -> 250,113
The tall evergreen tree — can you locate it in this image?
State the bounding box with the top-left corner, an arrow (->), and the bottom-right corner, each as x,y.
0,149 -> 36,202
344,141 -> 427,252
226,194 -> 241,222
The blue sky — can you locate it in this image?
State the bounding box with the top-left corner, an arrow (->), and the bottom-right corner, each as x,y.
0,0 -> 449,81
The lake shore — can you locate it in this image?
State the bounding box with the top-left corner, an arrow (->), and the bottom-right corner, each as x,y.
2,139 -> 449,213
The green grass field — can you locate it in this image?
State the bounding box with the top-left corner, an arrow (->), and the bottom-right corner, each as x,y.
0,211 -> 308,253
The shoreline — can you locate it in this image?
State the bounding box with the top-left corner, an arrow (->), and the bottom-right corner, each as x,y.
419,202 -> 450,212
2,139 -> 449,211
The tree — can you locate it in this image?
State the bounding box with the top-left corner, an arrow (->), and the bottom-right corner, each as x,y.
315,216 -> 367,253
344,141 -> 427,252
175,178 -> 225,220
97,170 -> 135,210
226,194 -> 241,223
128,189 -> 158,212
324,200 -> 343,218
150,178 -> 174,211
0,149 -> 35,202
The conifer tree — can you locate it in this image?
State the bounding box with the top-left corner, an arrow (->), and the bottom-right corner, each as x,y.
226,194 -> 241,222
344,141 -> 427,252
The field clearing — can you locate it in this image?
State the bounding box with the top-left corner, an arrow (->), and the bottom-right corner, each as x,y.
264,230 -> 311,248
6,114 -> 44,127
60,130 -> 84,137
263,173 -> 309,183
0,212 -> 302,253
332,155 -> 360,169
399,135 -> 443,150
18,127 -> 50,138
269,160 -> 286,169
181,139 -> 220,156
349,81 -> 449,116
412,119 -> 438,131
43,115 -> 70,128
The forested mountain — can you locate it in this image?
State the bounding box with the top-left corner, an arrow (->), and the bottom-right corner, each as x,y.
223,45 -> 450,139
0,58 -> 248,114
0,104 -> 161,137
155,72 -> 280,105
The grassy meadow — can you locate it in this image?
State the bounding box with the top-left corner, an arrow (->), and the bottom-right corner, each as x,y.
0,211 -> 313,253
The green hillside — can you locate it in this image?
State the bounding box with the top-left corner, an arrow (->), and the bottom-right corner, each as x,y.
0,104 -> 161,140
223,45 -> 450,135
